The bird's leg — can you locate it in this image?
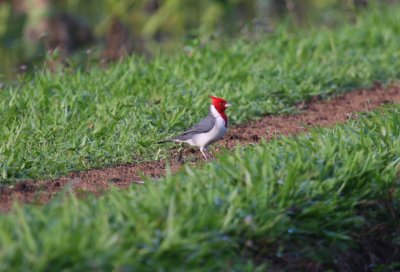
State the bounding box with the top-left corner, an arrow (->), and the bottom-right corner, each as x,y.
206,147 -> 214,160
206,152 -> 212,160
200,147 -> 209,160
200,147 -> 217,161
204,147 -> 214,160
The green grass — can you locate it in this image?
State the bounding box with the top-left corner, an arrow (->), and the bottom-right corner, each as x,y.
1,4 -> 400,182
0,106 -> 399,270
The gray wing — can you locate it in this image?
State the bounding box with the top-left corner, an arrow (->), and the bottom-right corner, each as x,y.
173,112 -> 215,141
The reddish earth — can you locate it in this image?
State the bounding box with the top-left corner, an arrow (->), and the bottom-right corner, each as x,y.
1,84 -> 400,212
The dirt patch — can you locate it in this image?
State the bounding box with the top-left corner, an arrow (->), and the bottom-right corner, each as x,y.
1,84 -> 400,212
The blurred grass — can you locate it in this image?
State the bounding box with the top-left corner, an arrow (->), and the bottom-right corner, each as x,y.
0,106 -> 399,270
0,3 -> 400,182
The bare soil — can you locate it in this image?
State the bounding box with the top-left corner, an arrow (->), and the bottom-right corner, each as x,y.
1,84 -> 400,212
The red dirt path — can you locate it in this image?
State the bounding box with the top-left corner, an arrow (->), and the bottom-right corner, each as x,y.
1,84 -> 400,212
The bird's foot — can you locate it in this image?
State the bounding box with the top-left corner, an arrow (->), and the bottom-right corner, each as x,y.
202,151 -> 214,161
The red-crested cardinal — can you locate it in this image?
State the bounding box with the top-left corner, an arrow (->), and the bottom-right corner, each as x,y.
158,96 -> 231,160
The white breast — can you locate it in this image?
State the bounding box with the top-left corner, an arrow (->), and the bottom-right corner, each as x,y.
191,106 -> 227,148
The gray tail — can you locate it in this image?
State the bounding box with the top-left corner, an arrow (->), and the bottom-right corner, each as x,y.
157,139 -> 172,144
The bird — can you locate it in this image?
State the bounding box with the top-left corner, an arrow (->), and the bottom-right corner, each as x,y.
158,96 -> 231,160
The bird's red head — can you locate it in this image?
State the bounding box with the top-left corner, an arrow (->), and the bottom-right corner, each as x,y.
210,96 -> 231,113
210,96 -> 231,126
